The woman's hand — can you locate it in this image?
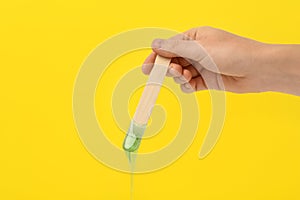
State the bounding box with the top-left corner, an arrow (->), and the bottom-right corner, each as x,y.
142,26 -> 300,96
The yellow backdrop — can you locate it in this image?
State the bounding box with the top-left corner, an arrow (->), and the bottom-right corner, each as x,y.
1,0 -> 300,199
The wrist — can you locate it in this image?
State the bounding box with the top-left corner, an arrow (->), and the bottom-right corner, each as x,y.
258,44 -> 300,96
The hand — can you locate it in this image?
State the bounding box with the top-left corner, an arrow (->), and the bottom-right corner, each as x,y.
142,26 -> 300,96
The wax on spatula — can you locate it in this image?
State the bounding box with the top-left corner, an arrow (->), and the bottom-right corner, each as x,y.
123,55 -> 171,152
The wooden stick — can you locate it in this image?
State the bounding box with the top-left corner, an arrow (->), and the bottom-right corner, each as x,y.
133,55 -> 171,125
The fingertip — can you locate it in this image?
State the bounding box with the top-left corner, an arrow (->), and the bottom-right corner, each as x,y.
142,52 -> 156,75
152,39 -> 163,49
182,69 -> 192,82
143,52 -> 156,64
167,63 -> 182,77
180,82 -> 195,93
152,38 -> 178,58
141,63 -> 153,75
174,76 -> 187,84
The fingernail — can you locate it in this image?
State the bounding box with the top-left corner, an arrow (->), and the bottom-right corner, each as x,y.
184,83 -> 191,89
152,39 -> 163,49
168,68 -> 181,77
179,76 -> 187,82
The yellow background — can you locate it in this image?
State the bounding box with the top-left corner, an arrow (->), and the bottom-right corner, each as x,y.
1,0 -> 300,199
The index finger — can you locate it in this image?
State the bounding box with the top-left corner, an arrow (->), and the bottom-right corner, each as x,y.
142,52 -> 157,75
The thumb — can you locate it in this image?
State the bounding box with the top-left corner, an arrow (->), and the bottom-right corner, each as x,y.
151,38 -> 208,62
152,38 -> 220,74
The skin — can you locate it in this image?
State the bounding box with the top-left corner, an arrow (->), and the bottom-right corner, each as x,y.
142,26 -> 300,96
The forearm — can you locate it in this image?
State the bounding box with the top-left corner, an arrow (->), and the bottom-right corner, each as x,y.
260,44 -> 300,96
